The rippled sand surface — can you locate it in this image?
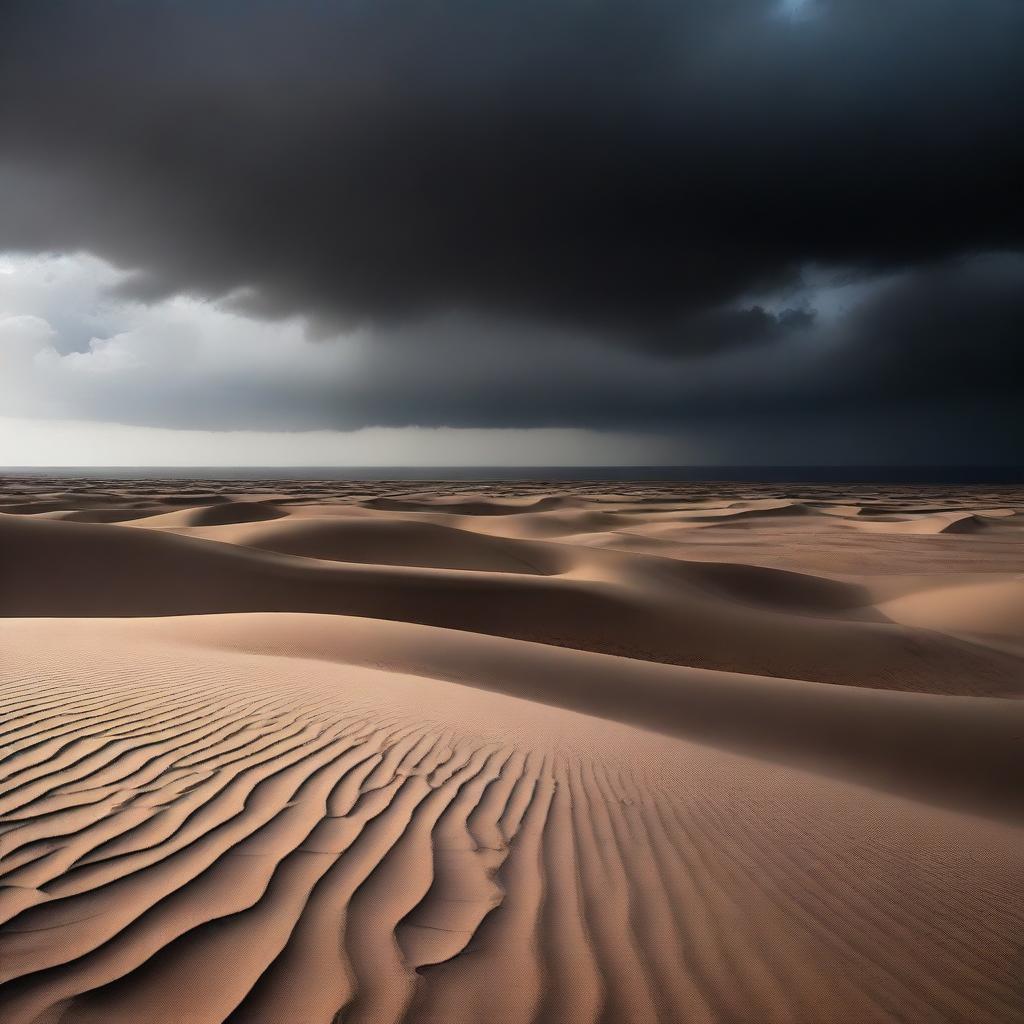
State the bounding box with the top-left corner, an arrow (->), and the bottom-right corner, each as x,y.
1,478 -> 1022,1023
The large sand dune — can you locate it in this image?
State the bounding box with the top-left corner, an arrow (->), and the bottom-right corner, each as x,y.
1,477 -> 1022,1023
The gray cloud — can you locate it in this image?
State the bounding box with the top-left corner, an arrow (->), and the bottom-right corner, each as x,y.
1,2 -> 1021,337
0,1 -> 1022,461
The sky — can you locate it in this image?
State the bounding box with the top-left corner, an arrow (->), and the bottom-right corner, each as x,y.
0,0 -> 1022,466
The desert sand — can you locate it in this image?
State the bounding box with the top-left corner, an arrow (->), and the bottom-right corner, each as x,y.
0,476 -> 1022,1024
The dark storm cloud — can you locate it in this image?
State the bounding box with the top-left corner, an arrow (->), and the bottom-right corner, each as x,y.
0,0 -> 1022,455
1,0 -> 1021,340
830,256 -> 1024,402
640,306 -> 816,356
39,255 -> 1018,440
310,256 -> 1024,442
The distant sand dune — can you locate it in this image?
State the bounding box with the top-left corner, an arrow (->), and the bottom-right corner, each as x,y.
2,512 -> 1020,694
360,494 -> 577,515
0,479 -> 1022,1024
126,499 -> 289,528
182,516 -> 571,575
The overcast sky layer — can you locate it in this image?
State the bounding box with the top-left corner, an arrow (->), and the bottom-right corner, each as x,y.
1,0 -> 1021,465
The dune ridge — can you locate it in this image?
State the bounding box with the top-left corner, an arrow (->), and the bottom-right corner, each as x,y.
1,477 -> 1022,1024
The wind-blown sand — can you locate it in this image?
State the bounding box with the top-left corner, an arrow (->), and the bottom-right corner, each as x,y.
1,477 -> 1022,1024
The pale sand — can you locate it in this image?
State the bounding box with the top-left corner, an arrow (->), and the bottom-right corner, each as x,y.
0,478 -> 1022,1023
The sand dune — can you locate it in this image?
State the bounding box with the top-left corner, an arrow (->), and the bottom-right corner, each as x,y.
1,477 -> 1022,1024
178,517 -> 571,575
3,511 -> 1021,695
877,577 -> 1024,638
125,500 -> 289,528
360,494 -> 577,515
838,510 -> 1002,535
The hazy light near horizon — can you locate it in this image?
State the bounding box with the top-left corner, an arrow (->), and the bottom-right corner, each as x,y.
0,251 -> 694,466
2,248 -> 1023,466
0,416 -> 687,468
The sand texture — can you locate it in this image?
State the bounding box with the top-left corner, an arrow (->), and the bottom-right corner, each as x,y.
1,477 -> 1022,1024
